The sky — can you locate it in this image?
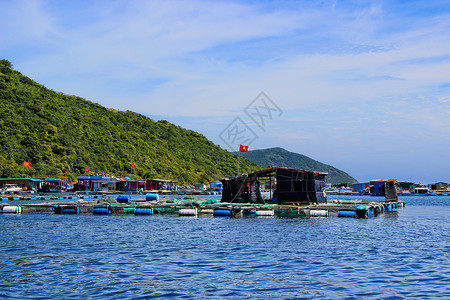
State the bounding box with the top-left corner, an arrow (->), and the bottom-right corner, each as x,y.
1,0 -> 449,183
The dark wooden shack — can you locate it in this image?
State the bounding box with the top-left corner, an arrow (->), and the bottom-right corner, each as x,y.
220,167 -> 327,204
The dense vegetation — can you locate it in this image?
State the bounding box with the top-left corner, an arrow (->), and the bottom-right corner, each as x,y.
236,147 -> 358,184
0,59 -> 258,182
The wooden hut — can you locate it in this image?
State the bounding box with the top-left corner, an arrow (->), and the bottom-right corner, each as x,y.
220,167 -> 327,204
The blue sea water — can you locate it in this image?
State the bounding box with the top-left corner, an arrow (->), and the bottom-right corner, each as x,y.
0,196 -> 449,299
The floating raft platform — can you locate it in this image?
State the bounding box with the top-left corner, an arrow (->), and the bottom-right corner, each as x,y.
0,197 -> 405,219
0,194 -> 103,202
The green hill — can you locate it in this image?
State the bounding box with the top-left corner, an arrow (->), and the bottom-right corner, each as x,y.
236,147 -> 358,184
0,59 -> 258,182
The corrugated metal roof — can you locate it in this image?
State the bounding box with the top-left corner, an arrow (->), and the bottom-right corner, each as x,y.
220,167 -> 328,181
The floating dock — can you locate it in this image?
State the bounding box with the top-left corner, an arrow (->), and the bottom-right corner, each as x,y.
0,194 -> 103,202
0,197 -> 405,219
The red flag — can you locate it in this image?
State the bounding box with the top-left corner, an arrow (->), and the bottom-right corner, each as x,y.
239,145 -> 248,152
131,163 -> 136,168
23,161 -> 31,167
85,168 -> 90,173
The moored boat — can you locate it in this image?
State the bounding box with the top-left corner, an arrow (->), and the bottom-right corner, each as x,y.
1,184 -> 23,193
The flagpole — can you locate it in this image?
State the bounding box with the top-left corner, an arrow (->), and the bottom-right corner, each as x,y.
237,155 -> 240,176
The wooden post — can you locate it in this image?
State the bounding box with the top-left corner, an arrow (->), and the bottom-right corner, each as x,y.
270,173 -> 272,201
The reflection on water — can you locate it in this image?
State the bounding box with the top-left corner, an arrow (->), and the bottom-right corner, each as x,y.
0,196 -> 449,299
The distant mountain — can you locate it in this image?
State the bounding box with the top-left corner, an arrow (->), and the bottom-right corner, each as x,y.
0,59 -> 258,182
236,147 -> 358,184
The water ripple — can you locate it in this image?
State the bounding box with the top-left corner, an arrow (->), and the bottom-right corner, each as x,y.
0,196 -> 449,298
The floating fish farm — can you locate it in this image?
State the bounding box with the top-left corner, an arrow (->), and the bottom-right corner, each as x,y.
0,196 -> 404,219
1,167 -> 404,219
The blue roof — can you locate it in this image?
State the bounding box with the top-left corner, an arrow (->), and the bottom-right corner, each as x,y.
77,176 -> 116,180
0,178 -> 43,181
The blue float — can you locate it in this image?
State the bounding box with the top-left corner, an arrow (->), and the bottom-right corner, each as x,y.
243,208 -> 256,215
213,208 -> 232,216
386,203 -> 392,212
145,193 -> 159,201
117,195 -> 131,203
338,210 -> 356,217
134,208 -> 153,215
93,207 -> 111,215
61,206 -> 80,214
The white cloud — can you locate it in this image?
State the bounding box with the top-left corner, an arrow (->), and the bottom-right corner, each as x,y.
1,0 -> 450,182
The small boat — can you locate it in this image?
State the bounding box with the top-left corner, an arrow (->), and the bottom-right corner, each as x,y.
1,184 -> 23,193
38,184 -> 62,193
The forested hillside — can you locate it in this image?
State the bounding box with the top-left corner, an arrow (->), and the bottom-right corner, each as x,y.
0,59 -> 258,182
236,147 -> 358,184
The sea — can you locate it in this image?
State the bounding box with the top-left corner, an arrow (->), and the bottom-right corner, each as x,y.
1,195 -> 449,299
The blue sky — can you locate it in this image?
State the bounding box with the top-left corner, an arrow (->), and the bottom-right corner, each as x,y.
1,0 -> 449,183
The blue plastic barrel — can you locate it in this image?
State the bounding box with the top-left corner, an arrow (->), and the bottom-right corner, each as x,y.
61,206 -> 80,214
213,208 -> 232,216
93,207 -> 111,215
134,208 -> 153,215
117,195 -> 131,203
145,193 -> 159,201
243,208 -> 256,215
338,210 -> 356,217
